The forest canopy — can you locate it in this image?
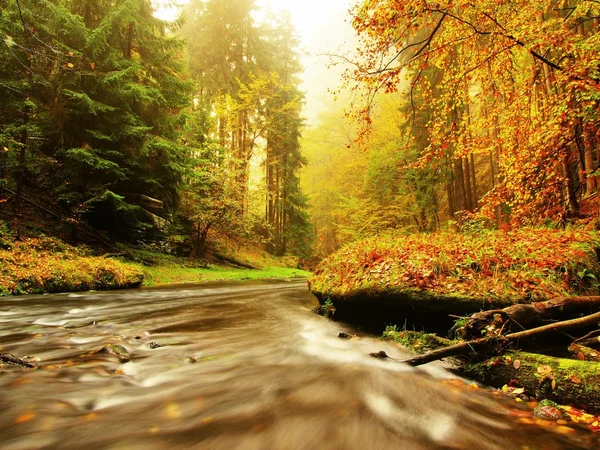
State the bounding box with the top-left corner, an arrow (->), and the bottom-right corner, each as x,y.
0,0 -> 312,258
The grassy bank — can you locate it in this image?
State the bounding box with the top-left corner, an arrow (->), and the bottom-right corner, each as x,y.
0,237 -> 144,296
0,236 -> 310,296
309,228 -> 600,314
135,262 -> 310,286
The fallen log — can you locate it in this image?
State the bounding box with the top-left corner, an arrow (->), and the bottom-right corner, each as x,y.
457,296 -> 600,340
568,344 -> 600,362
464,350 -> 600,414
207,250 -> 259,270
572,329 -> 600,349
403,310 -> 600,366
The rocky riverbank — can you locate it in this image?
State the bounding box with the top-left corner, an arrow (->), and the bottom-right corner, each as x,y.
311,227 -> 600,422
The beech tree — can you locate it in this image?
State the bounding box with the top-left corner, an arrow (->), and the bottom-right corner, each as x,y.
342,0 -> 600,223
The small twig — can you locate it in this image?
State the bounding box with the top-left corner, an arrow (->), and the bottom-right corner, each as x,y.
573,329 -> 600,344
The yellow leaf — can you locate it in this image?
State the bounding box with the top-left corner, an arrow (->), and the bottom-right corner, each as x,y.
68,51 -> 73,56
537,364 -> 552,374
2,147 -> 8,152
515,398 -> 523,402
552,379 -> 557,390
67,63 -> 74,68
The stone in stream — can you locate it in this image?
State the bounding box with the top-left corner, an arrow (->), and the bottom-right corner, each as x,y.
149,342 -> 162,349
534,400 -> 563,420
0,353 -> 38,369
338,332 -> 352,339
186,357 -> 197,364
99,344 -> 131,362
369,351 -> 389,359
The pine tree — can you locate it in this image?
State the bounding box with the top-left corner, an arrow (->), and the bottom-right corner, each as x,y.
1,0 -> 192,240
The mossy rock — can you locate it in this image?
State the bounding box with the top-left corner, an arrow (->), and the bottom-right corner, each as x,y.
465,351 -> 600,414
99,344 -> 131,362
382,329 -> 455,354
309,229 -> 600,323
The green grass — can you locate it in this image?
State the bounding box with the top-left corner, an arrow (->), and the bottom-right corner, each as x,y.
138,264 -> 311,286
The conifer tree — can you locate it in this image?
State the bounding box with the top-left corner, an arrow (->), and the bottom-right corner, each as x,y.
1,0 -> 191,239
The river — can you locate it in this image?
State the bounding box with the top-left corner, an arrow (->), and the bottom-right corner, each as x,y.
0,280 -> 598,449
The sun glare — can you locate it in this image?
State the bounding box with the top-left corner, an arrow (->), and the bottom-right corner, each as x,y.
256,0 -> 349,45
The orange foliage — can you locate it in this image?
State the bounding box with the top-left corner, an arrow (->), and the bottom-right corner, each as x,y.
343,0 -> 600,222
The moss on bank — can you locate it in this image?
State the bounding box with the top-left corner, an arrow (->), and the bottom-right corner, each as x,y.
137,263 -> 310,286
0,236 -> 310,296
382,327 -> 455,354
0,237 -> 144,295
309,228 -> 600,317
465,351 -> 600,414
382,327 -> 600,415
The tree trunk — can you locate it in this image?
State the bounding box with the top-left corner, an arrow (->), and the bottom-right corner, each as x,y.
453,159 -> 467,212
584,130 -> 596,194
463,157 -> 473,211
469,154 -> 478,208
126,22 -> 134,59
14,119 -> 27,215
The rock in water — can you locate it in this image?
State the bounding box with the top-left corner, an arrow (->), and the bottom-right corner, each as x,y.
149,342 -> 162,349
534,400 -> 563,420
0,353 -> 38,369
338,332 -> 352,339
99,344 -> 131,362
369,351 -> 389,359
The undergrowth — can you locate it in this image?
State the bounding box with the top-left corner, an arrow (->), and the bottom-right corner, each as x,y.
0,236 -> 144,296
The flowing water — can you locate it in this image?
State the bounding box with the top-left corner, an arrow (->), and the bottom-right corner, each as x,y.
0,280 -> 598,449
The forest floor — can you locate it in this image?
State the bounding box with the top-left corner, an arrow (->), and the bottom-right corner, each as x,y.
129,247 -> 310,287
309,227 -> 600,321
0,195 -> 310,296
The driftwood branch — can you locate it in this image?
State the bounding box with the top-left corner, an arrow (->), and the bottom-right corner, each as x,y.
458,296 -> 600,340
403,310 -> 600,366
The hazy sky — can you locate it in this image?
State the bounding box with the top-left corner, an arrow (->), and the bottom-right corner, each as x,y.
257,0 -> 357,123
